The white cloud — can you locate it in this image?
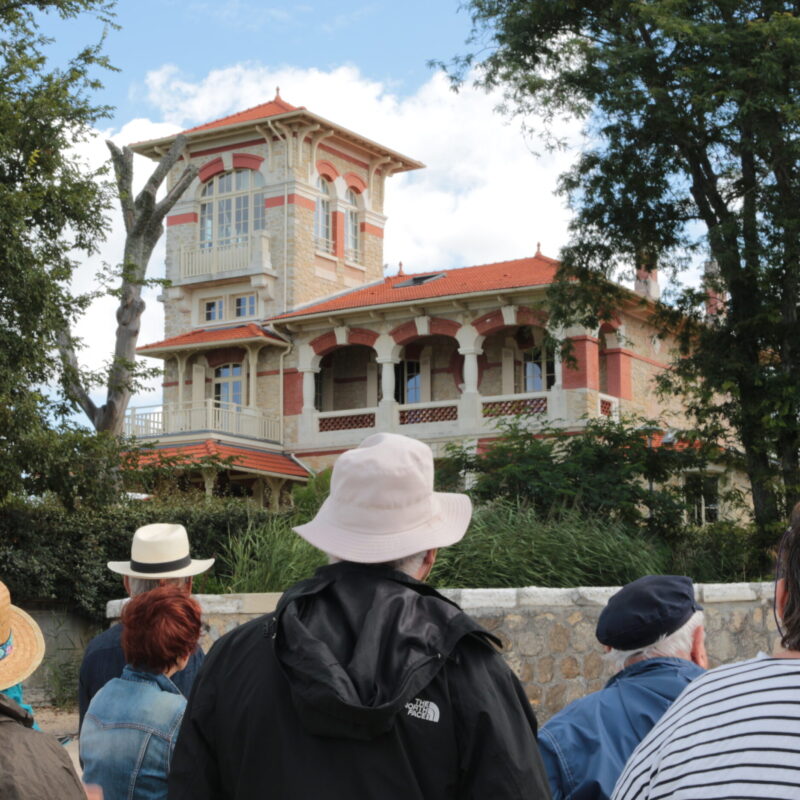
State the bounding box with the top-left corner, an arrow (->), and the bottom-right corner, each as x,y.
71,62 -> 579,416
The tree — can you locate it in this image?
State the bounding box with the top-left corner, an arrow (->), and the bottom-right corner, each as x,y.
0,0 -> 116,502
449,0 -> 800,541
59,135 -> 198,434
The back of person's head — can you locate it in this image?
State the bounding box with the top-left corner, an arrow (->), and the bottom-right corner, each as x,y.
121,585 -> 201,673
778,502 -> 800,650
128,576 -> 191,597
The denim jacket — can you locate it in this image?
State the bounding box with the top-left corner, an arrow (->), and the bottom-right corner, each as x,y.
538,657 -> 704,800
81,666 -> 186,800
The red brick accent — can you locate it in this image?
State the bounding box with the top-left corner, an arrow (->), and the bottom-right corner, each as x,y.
316,160 -> 340,181
205,347 -> 246,369
390,320 -> 419,345
199,157 -> 225,183
333,210 -> 345,258
265,194 -> 315,211
310,331 -> 338,355
232,153 -> 264,171
348,328 -> 379,348
162,381 -> 179,387
449,350 -> 465,389
360,222 -> 383,239
429,318 -> 461,338
283,371 -> 303,415
562,336 -> 600,390
167,212 -> 198,226
343,172 -> 367,193
318,143 -> 369,170
516,306 -> 549,328
473,309 -> 505,336
603,348 -> 634,400
192,138 -> 265,158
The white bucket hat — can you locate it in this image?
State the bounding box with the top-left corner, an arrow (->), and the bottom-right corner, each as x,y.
294,433 -> 472,563
108,523 -> 215,579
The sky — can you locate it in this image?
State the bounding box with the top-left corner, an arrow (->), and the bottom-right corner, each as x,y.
42,0 -> 581,414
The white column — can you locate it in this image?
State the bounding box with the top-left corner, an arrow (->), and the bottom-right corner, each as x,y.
176,356 -> 186,405
458,347 -> 482,430
301,368 -> 317,412
377,357 -> 398,431
248,348 -> 259,408
461,348 -> 480,394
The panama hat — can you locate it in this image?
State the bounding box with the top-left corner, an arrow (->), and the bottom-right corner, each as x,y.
294,433 -> 472,563
108,523 -> 215,579
0,581 -> 45,691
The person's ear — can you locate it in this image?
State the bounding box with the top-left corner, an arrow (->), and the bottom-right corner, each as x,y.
691,625 -> 708,670
416,549 -> 438,582
776,577 -> 789,619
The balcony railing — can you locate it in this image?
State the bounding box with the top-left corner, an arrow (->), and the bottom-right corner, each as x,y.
481,392 -> 549,418
344,247 -> 362,265
180,231 -> 272,280
124,401 -> 281,443
315,236 -> 335,256
398,400 -> 458,425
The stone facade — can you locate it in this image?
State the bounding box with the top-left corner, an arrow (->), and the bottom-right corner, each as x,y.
100,581 -> 777,722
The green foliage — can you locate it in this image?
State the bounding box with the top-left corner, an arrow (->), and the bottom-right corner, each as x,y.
0,1 -> 116,501
448,0 -> 800,539
445,414 -> 715,538
432,502 -> 668,588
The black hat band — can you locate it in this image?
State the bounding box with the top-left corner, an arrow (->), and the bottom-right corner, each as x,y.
129,555 -> 193,574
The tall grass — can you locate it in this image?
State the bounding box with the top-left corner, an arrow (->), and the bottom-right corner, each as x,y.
432,501 -> 669,588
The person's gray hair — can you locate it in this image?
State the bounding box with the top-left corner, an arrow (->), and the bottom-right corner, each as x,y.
603,609 -> 705,672
327,551 -> 428,578
128,576 -> 191,597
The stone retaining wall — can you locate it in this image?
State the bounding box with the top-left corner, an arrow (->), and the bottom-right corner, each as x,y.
105,581 -> 778,721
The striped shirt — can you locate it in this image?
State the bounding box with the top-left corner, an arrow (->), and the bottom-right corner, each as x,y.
612,655 -> 800,800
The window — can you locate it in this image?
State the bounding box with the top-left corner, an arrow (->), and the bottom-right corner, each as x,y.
517,344 -> 556,393
199,169 -> 265,250
204,298 -> 223,322
314,176 -> 333,254
395,360 -> 421,404
234,294 -> 256,318
685,474 -> 720,525
213,364 -> 243,409
344,188 -> 361,263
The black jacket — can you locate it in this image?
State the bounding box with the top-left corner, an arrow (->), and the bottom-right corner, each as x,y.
168,562 -> 551,799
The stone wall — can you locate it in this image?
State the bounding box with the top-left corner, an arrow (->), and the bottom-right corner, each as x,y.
102,581 -> 777,723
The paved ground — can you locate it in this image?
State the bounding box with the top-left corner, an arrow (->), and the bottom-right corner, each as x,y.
36,706 -> 81,775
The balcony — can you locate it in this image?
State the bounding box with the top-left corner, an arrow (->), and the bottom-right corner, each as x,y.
124,401 -> 281,444
179,231 -> 274,283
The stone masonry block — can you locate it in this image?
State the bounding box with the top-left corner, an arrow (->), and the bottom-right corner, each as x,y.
518,587 -> 576,607
459,588 -> 518,610
700,583 -> 759,603
574,587 -> 618,606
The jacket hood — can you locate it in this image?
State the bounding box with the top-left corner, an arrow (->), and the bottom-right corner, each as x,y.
270,562 -> 498,740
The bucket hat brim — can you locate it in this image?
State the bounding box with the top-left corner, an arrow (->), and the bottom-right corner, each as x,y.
294,491 -> 472,563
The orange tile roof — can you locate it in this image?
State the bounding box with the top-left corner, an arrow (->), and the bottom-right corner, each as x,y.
180,94 -> 301,136
133,440 -> 310,479
138,324 -> 284,353
270,254 -> 559,321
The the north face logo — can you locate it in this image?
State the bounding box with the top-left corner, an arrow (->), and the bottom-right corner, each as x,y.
405,698 -> 440,722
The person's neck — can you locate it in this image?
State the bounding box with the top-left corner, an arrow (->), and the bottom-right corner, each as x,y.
774,648 -> 800,659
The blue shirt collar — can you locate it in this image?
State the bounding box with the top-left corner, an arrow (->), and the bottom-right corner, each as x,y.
121,664 -> 182,695
605,656 -> 701,688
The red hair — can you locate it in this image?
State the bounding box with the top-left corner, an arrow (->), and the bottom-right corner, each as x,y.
121,585 -> 202,673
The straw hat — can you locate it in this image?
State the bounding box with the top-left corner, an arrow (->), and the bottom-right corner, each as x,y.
108,523 -> 214,579
294,433 -> 472,563
0,581 -> 45,691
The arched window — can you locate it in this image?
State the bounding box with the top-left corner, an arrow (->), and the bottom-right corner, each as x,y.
213,363 -> 243,409
344,188 -> 361,263
314,177 -> 333,254
394,360 -> 421,404
199,169 -> 265,250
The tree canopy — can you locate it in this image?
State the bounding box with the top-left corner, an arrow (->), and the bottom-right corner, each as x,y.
450,0 -> 800,539
0,0 -> 116,502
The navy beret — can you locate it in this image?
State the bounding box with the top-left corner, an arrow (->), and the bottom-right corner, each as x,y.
596,575 -> 701,651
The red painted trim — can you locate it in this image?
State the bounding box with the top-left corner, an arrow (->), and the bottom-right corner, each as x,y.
265,194 -> 315,211
162,381 -> 179,387
429,318 -> 461,338
516,306 -> 549,328
199,157 -> 225,183
317,142 -> 369,170
310,331 -> 338,356
348,328 -> 379,348
390,320 -> 419,345
293,448 -> 348,457
604,347 -> 669,370
192,138 -> 265,158
343,172 -> 367,193
360,222 -> 384,238
167,212 -> 198,227
333,210 -> 345,258
562,336 -> 599,390
473,305 -> 548,336
316,159 -> 340,181
283,371 -> 303,416
232,152 -> 264,171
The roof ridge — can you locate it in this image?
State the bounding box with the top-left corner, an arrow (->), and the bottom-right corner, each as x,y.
181,96 -> 299,135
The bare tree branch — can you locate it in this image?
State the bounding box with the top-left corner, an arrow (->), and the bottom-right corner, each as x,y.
56,329 -> 99,425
